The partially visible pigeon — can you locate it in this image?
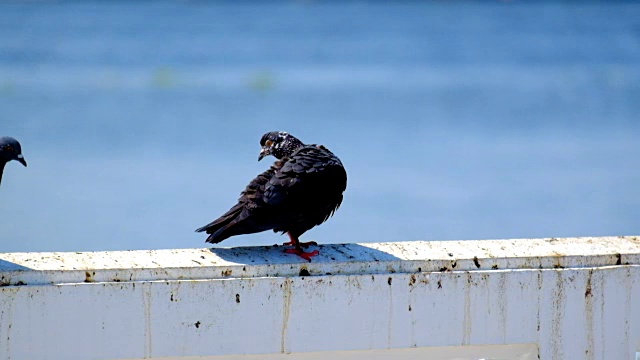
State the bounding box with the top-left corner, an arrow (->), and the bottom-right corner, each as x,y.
0,136 -> 27,186
196,131 -> 347,261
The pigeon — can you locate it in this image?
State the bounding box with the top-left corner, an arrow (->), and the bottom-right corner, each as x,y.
0,136 -> 27,186
196,131 -> 347,261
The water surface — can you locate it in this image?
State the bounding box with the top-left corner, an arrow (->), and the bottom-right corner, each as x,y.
1,2 -> 639,252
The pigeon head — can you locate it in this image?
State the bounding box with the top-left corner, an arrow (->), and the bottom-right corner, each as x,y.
0,136 -> 27,167
258,131 -> 304,161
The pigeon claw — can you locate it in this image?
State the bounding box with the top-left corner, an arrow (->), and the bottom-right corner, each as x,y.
282,240 -> 318,248
284,248 -> 320,262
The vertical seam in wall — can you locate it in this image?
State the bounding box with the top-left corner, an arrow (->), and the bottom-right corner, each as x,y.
585,269 -> 595,360
623,266 -> 633,359
281,278 -> 292,354
463,272 -> 472,345
143,283 -> 153,358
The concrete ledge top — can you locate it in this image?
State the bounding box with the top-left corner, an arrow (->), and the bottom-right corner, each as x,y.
1,236 -> 639,286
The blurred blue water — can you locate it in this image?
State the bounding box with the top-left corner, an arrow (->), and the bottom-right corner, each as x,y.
0,2 -> 639,252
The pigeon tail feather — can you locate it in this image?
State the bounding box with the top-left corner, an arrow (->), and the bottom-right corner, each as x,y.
195,207 -> 240,233
197,204 -> 270,244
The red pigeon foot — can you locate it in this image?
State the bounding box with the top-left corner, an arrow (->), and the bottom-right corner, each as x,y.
282,240 -> 318,248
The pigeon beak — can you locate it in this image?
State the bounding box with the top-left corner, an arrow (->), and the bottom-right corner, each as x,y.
258,148 -> 268,161
16,154 -> 27,167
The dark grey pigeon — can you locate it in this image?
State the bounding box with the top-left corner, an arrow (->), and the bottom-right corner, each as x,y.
0,136 -> 27,186
196,131 -> 347,261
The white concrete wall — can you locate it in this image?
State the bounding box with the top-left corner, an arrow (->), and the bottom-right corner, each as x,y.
1,236 -> 639,360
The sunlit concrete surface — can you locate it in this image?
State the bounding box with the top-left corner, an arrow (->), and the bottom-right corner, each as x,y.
1,236 -> 639,360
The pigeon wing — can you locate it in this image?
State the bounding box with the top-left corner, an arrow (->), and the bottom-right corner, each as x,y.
262,146 -> 347,229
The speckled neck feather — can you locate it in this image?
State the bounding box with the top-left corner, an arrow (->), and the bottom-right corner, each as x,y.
261,131 -> 305,159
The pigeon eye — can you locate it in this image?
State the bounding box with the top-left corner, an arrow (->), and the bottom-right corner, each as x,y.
265,140 -> 274,147
5,146 -> 12,152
